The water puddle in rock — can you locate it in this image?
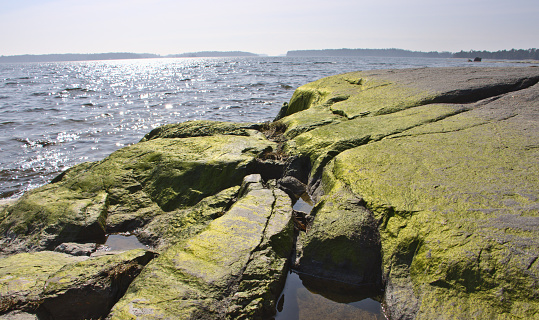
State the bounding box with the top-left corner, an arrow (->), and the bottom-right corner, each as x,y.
278,194 -> 387,319
98,233 -> 147,251
275,271 -> 386,320
293,193 -> 313,212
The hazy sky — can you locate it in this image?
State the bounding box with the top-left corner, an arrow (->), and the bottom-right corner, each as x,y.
1,0 -> 537,56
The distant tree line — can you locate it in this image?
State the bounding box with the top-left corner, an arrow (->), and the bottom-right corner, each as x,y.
287,48 -> 453,58
2,49 -> 538,63
452,49 -> 539,60
287,48 -> 539,60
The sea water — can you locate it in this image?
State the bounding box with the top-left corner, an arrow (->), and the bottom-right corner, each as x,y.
0,56 -> 523,198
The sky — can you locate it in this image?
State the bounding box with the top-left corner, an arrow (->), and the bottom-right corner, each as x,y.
0,0 -> 537,56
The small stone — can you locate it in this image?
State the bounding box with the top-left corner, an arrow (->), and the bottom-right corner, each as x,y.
54,242 -> 96,256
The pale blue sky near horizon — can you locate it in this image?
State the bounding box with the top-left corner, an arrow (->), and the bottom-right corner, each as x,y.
0,0 -> 537,56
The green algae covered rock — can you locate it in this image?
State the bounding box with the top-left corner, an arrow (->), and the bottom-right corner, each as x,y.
140,120 -> 260,141
296,183 -> 381,286
279,67 -> 539,319
108,174 -> 294,320
323,88 -> 539,319
0,122 -> 275,253
0,251 -> 84,314
0,249 -> 156,319
138,186 -> 240,249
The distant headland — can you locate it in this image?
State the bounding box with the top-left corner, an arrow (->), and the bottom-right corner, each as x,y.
0,51 -> 259,63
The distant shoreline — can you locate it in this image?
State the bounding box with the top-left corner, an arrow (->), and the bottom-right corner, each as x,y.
286,48 -> 539,61
2,48 -> 537,63
0,51 -> 259,63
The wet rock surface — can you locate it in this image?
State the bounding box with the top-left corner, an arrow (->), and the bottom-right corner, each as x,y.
0,67 -> 538,319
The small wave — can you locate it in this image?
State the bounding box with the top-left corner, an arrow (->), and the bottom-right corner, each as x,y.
63,118 -> 86,123
0,95 -> 9,99
31,92 -> 51,96
0,167 -> 41,178
0,189 -> 21,199
62,87 -> 94,93
0,121 -> 17,127
82,103 -> 94,106
14,137 -> 57,148
23,107 -> 61,112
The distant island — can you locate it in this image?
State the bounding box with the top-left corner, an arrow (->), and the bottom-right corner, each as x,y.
287,48 -> 539,60
0,51 -> 259,63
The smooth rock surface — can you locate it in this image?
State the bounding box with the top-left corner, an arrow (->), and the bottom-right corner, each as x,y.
54,242 -> 97,256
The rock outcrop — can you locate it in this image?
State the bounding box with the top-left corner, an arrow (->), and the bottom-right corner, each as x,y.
108,174 -> 294,319
280,67 -> 539,319
0,121 -> 293,319
1,67 -> 538,319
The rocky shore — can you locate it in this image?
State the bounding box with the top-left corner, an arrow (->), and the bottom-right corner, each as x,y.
1,67 -> 538,319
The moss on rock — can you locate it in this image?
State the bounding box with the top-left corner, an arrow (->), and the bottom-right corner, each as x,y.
2,68 -> 539,319
0,249 -> 156,318
140,120 -> 260,141
138,186 -> 240,249
108,175 -> 294,319
296,183 -> 381,285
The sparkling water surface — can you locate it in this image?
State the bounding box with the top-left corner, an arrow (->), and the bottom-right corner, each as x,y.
0,56 -> 525,198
